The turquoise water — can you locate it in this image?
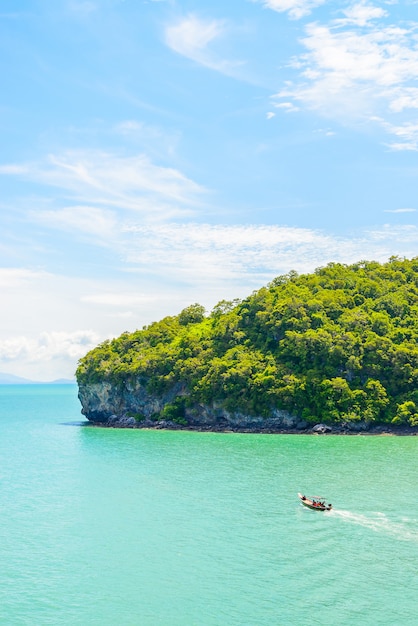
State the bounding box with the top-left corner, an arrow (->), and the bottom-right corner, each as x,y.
0,385 -> 417,625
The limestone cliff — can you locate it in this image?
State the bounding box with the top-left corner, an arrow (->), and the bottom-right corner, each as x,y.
78,379 -> 307,432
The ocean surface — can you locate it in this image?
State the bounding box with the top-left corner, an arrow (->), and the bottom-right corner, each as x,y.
0,384 -> 417,625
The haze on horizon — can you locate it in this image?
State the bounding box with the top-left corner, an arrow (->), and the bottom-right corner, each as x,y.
1,0 -> 418,380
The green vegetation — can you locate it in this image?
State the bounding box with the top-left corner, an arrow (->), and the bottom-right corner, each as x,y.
76,257 -> 418,427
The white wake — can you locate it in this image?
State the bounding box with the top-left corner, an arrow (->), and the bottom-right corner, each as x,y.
329,509 -> 418,542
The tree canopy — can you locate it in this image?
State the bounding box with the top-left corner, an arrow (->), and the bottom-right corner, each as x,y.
76,258 -> 418,427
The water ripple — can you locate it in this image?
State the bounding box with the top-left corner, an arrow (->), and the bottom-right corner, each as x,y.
330,509 -> 418,541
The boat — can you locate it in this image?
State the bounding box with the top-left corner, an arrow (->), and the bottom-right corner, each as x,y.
298,492 -> 332,511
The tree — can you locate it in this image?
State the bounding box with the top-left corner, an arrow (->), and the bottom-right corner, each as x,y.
178,303 -> 206,325
392,401 -> 418,426
77,256 -> 418,427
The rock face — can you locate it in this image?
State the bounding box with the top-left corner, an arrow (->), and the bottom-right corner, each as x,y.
78,381 -> 418,435
78,380 -> 186,422
78,380 -> 307,432
186,403 -> 307,432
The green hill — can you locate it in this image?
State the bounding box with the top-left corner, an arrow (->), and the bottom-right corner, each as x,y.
76,257 -> 418,428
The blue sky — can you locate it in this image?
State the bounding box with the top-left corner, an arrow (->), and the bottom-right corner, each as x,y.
1,0 -> 418,380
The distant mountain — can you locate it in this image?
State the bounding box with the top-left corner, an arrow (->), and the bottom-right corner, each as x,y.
0,372 -> 75,385
0,372 -> 37,384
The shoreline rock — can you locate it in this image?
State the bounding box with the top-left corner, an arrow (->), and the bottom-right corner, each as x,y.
82,415 -> 418,436
77,381 -> 418,436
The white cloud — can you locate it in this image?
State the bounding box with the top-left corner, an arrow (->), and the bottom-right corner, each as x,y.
0,330 -> 100,363
114,120 -> 176,144
0,267 -> 151,378
314,127 -> 335,136
81,292 -> 155,307
257,0 -> 326,20
165,15 -> 224,57
115,120 -> 146,135
124,222 -> 418,287
0,330 -> 101,381
384,208 -> 416,213
272,8 -> 418,147
386,142 -> 418,151
389,89 -> 418,113
114,121 -> 181,159
275,101 -> 299,112
0,268 -> 49,288
0,164 -> 28,174
0,150 -> 206,217
338,2 -> 387,27
164,15 -> 243,76
32,206 -> 119,240
367,224 -> 418,243
384,121 -> 418,150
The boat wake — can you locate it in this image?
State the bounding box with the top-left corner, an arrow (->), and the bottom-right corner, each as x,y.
330,509 -> 418,542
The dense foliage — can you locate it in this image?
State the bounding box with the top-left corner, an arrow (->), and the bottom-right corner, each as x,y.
76,257 -> 418,426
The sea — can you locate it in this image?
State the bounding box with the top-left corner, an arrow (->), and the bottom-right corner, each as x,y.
0,384 -> 417,625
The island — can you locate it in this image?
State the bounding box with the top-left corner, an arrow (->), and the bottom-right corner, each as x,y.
76,257 -> 418,434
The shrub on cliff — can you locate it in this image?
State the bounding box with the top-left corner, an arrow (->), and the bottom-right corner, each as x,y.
76,257 -> 418,426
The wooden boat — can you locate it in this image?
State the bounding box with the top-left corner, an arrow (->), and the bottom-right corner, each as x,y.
298,492 -> 332,511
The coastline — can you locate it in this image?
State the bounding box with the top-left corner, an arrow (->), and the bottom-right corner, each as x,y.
83,418 -> 418,436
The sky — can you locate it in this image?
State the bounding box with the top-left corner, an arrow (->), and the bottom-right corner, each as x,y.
1,0 -> 418,380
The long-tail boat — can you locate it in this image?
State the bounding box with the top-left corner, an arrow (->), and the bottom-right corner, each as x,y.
298,492 -> 332,511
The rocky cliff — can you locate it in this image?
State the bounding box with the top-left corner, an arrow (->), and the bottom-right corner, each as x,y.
77,380 -> 418,434
78,380 -> 308,432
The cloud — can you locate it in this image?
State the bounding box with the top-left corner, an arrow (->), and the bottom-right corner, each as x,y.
123,222 -> 418,287
384,121 -> 418,151
0,150 -> 206,217
164,15 -> 243,76
0,330 -> 101,365
165,15 -> 224,57
0,268 -> 49,288
32,206 -> 119,240
0,164 -> 28,174
367,224 -> 418,243
81,292 -> 155,307
272,5 -> 418,147
384,208 -> 417,213
338,2 -> 387,27
257,0 -> 326,20
113,121 -> 181,159
0,266 -> 138,378
314,127 -> 335,136
275,101 -> 299,112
